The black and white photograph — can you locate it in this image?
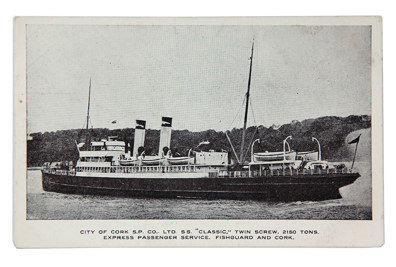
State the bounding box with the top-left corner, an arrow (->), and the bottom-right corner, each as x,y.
13,16 -> 383,247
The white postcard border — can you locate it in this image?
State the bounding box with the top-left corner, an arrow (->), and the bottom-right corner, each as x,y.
13,16 -> 383,248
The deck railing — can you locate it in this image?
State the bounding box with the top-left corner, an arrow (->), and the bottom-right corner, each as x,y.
42,168 -> 75,176
231,166 -> 352,178
42,165 -> 353,177
43,165 -> 224,176
74,165 -> 202,174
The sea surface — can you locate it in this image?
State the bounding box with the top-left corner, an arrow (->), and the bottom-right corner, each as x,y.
26,160 -> 372,220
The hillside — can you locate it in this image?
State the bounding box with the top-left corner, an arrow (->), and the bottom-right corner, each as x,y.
27,115 -> 371,167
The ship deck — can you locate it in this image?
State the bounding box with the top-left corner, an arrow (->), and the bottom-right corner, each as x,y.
42,163 -> 355,179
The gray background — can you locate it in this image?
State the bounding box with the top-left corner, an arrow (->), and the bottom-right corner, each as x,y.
26,25 -> 371,133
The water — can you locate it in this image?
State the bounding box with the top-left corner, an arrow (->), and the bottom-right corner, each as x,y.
26,129 -> 373,220
26,161 -> 372,220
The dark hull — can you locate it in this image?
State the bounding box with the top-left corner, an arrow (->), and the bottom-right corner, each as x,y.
42,172 -> 360,202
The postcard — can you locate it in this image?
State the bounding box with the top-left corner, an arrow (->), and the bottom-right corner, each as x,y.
14,16 -> 383,247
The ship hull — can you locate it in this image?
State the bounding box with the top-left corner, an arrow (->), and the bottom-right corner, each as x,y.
42,171 -> 360,202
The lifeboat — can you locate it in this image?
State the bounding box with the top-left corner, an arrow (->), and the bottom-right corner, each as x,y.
253,151 -> 297,162
167,157 -> 194,165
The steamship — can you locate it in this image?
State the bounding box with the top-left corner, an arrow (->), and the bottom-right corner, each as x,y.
41,42 -> 360,201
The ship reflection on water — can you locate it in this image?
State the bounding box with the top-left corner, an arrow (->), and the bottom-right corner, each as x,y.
27,160 -> 371,220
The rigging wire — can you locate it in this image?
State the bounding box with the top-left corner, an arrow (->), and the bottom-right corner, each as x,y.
239,96 -> 259,162
228,96 -> 246,128
220,95 -> 246,162
242,127 -> 258,163
249,97 -> 257,125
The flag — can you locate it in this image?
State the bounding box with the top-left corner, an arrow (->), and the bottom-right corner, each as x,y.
349,134 -> 361,170
348,135 -> 361,144
77,142 -> 85,148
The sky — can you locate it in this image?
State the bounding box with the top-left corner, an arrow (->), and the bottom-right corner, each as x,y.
26,25 -> 371,133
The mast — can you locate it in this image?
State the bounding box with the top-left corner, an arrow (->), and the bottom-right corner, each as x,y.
240,41 -> 254,163
85,78 -> 92,146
